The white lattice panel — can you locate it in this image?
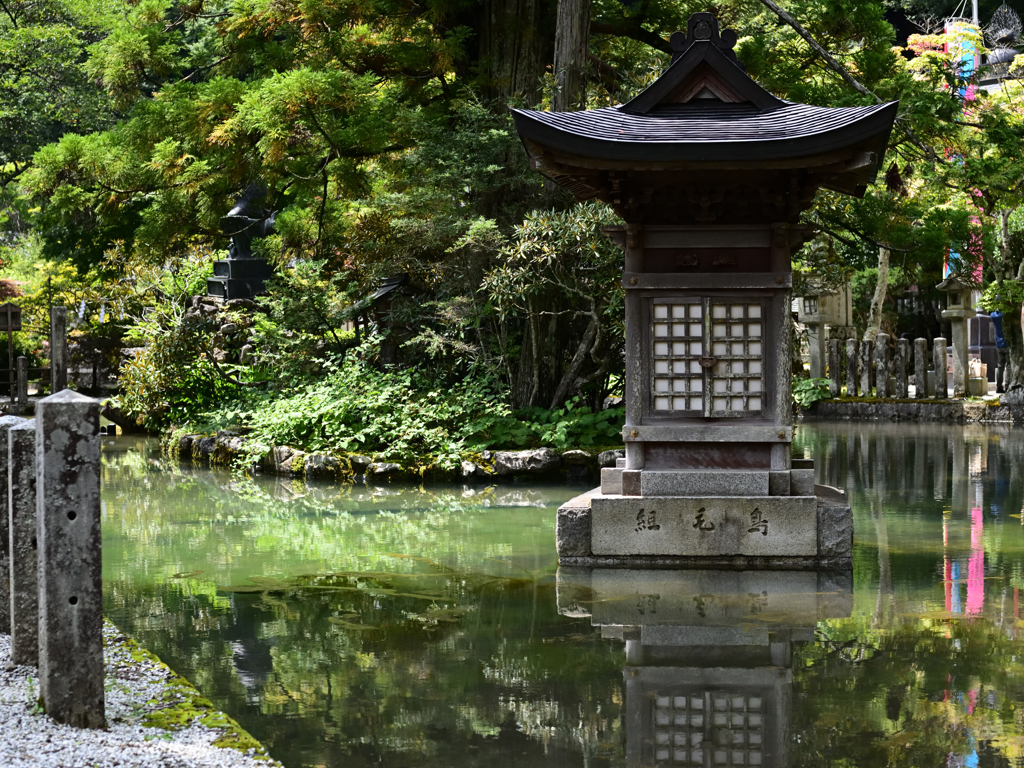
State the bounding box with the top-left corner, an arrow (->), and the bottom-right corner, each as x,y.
651,300 -> 763,416
652,690 -> 764,766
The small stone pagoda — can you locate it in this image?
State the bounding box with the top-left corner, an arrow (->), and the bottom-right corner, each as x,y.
513,12 -> 897,568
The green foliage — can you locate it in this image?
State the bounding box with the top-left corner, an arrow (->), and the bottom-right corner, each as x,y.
469,402 -> 625,452
979,279 -> 1024,313
793,377 -> 833,408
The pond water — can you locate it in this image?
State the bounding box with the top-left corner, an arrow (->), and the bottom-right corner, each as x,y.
101,424 -> 1024,767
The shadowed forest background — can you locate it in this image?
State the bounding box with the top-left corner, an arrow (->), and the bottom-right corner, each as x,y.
1,0 -> 1023,467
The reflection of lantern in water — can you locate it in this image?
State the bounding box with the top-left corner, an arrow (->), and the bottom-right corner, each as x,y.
557,567 -> 852,767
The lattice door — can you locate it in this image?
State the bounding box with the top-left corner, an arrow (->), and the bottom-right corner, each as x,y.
652,689 -> 765,766
651,298 -> 764,417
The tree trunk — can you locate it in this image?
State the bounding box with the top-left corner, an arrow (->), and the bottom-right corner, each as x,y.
863,246 -> 889,341
549,311 -> 598,408
1000,209 -> 1024,387
552,0 -> 591,112
479,0 -> 553,107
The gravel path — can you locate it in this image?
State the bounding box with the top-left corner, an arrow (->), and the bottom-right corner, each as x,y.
0,623 -> 281,767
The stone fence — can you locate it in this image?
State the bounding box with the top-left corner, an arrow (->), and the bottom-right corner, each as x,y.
0,390 -> 103,730
826,334 -> 952,399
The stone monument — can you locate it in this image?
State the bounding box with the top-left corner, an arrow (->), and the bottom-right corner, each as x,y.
207,184 -> 277,301
512,12 -> 897,567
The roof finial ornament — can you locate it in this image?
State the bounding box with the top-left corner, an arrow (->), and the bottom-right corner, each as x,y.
670,12 -> 741,66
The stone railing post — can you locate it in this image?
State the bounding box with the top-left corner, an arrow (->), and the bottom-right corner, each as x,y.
15,356 -> 26,405
37,389 -> 104,728
874,333 -> 890,398
9,420 -> 35,665
894,338 -> 909,398
914,338 -> 928,398
934,337 -> 948,399
50,307 -> 67,394
860,339 -> 874,397
827,338 -> 841,397
0,415 -> 27,635
846,339 -> 859,397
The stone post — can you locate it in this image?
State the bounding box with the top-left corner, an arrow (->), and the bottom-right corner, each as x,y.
894,338 -> 909,398
859,339 -> 873,396
9,420 -> 35,665
827,339 -> 841,397
15,356 -> 26,405
36,390 -> 104,728
806,321 -> 826,379
914,338 -> 928,398
0,415 -> 25,635
49,307 -> 67,394
845,339 -> 859,397
934,337 -> 948,399
874,333 -> 890,398
949,317 -> 969,397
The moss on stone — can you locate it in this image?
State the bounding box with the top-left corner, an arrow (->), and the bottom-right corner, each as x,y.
108,630 -> 275,761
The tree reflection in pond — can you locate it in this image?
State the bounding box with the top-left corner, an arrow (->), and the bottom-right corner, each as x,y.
101,425 -> 1024,767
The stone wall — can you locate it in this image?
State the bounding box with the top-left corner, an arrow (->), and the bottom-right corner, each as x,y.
163,428 -> 624,484
805,399 -> 1024,424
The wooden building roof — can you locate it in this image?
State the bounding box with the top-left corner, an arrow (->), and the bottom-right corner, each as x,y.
512,13 -> 898,225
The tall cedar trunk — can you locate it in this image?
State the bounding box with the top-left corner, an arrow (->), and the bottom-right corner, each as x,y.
479,0 -> 552,106
863,246 -> 890,340
998,209 -> 1024,387
552,0 -> 592,112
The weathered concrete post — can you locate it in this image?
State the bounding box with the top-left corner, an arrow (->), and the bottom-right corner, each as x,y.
0,415 -> 26,634
914,338 -> 928,398
36,389 -> 104,728
934,337 -> 949,399
846,339 -> 859,397
15,356 -> 26,405
827,339 -> 841,397
9,420 -> 35,665
874,333 -> 890,398
860,339 -> 873,396
806,321 -> 827,380
49,307 -> 67,394
894,338 -> 909,398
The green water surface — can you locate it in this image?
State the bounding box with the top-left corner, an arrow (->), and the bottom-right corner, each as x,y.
101,424 -> 1024,767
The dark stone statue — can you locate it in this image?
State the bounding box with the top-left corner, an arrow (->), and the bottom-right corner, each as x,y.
221,184 -> 276,260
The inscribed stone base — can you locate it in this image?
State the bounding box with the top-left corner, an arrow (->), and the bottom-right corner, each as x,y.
556,484 -> 853,568
590,496 -> 817,557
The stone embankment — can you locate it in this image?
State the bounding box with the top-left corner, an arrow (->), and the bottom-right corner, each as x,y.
0,621 -> 278,768
805,398 -> 1024,423
164,429 -> 624,484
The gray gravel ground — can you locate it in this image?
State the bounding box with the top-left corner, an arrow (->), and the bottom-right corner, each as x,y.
0,623 -> 281,767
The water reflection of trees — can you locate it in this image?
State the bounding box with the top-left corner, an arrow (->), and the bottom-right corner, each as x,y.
105,575 -> 625,768
794,423 -> 1024,767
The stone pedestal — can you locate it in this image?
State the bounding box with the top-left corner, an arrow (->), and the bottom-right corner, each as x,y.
558,483 -> 852,569
206,257 -> 274,301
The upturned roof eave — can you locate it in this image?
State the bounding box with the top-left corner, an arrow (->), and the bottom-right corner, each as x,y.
510,100 -> 899,167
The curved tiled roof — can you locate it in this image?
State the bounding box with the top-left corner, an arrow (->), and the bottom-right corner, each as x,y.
512,100 -> 899,163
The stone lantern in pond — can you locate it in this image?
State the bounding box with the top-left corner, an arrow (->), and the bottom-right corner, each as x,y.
513,12 -> 897,567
